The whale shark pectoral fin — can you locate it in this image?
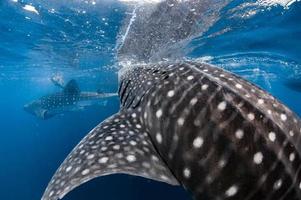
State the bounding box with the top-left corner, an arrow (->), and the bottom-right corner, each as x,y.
96,92 -> 118,98
42,111 -> 179,200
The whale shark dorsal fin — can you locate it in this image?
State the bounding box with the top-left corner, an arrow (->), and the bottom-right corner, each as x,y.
42,111 -> 179,200
63,79 -> 80,95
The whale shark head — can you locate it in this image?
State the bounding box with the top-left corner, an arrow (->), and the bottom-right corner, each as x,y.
24,100 -> 54,119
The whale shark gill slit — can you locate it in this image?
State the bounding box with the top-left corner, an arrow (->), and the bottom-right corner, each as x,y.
120,80 -> 131,104
132,88 -> 150,109
126,94 -> 135,109
117,80 -> 124,95
122,89 -> 131,107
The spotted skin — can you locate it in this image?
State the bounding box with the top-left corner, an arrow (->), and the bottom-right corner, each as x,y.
42,62 -> 301,200
24,80 -> 116,119
42,111 -> 178,199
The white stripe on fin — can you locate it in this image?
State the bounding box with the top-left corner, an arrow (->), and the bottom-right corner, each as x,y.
41,111 -> 178,200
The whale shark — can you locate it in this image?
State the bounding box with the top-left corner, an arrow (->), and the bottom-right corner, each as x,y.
41,0 -> 301,199
42,61 -> 301,200
24,79 -> 117,119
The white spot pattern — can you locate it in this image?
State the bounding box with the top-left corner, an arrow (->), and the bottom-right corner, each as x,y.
235,129 -> 244,139
167,90 -> 175,97
183,168 -> 191,178
177,118 -> 185,126
156,133 -> 162,144
235,84 -> 242,89
81,169 -> 90,176
248,113 -> 255,121
268,132 -> 276,142
126,155 -> 136,162
193,137 -> 204,148
280,114 -> 287,121
217,101 -> 227,111
225,185 -> 238,197
156,109 -> 163,118
201,84 -> 208,90
187,75 -> 194,80
98,157 -> 109,164
253,152 -> 263,164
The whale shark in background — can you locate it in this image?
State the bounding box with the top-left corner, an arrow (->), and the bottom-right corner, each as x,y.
24,79 -> 117,119
42,0 -> 301,199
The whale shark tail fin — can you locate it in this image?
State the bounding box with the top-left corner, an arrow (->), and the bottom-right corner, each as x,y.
63,79 -> 80,95
42,110 -> 178,200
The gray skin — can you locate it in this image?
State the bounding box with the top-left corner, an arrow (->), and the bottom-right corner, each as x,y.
24,80 -> 117,119
117,0 -> 230,63
42,61 -> 301,200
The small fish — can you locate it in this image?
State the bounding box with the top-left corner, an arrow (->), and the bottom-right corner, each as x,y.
42,61 -> 301,200
24,79 -> 117,119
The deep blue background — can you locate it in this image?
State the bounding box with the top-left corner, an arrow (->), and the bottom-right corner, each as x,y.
0,0 -> 300,200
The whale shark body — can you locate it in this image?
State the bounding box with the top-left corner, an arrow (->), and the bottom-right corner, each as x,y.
42,61 -> 301,200
24,80 -> 116,119
41,0 -> 301,199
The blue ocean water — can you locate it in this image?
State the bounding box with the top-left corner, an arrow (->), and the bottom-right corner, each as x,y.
0,0 -> 300,200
